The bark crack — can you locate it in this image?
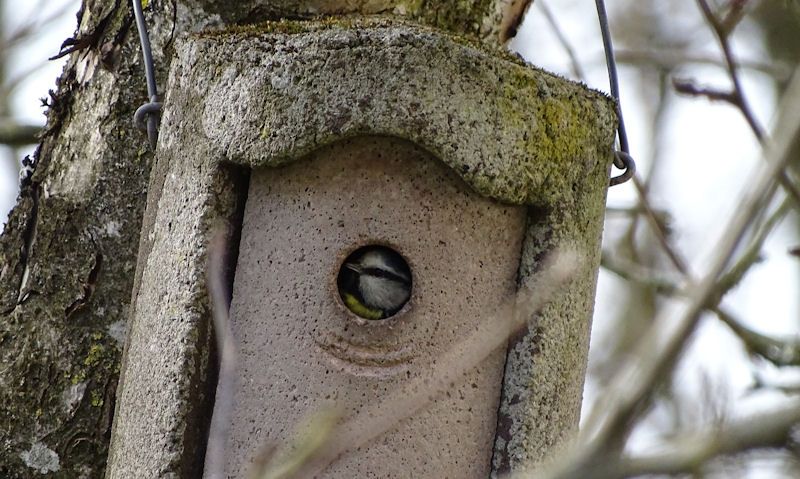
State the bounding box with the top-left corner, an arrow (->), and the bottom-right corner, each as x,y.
1,170 -> 42,316
65,252 -> 104,319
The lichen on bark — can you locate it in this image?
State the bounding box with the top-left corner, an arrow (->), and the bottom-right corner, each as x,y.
0,1 -> 169,476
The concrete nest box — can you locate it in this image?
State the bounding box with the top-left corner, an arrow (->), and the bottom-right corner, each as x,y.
107,18 -> 617,479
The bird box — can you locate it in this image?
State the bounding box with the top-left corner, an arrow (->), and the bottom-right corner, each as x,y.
107,18 -> 617,478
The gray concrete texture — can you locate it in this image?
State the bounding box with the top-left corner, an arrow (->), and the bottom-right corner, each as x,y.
216,136 -> 526,476
107,18 -> 616,477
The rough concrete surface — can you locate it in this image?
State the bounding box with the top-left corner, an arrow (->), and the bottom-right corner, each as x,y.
177,17 -> 615,206
107,19 -> 616,477
213,136 -> 526,477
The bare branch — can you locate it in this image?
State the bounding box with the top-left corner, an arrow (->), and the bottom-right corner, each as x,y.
715,198 -> 793,296
616,397 -> 800,477
692,0 -> 800,209
716,308 -> 800,367
615,49 -> 793,80
612,251 -> 800,369
604,249 -> 800,368
537,0 -> 586,80
696,0 -> 765,140
0,119 -> 41,146
605,206 -> 671,222
0,1 -> 77,53
538,64 -> 800,479
672,77 -> 738,104
205,227 -> 239,479
601,253 -> 680,296
632,176 -> 691,275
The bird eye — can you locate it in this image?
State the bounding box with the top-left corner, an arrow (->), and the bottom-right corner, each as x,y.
336,245 -> 412,320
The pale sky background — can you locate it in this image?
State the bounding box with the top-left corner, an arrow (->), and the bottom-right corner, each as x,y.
0,0 -> 79,194
512,1 -> 799,470
2,0 -> 798,473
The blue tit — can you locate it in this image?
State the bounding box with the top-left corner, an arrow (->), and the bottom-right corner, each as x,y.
337,246 -> 412,320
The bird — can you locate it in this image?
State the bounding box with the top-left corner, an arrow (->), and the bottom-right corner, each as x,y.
337,247 -> 412,320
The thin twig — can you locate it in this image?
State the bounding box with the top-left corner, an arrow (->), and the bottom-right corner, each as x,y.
0,119 -> 41,146
778,172 -> 800,209
205,227 -> 239,479
537,0 -> 585,80
616,72 -> 676,299
601,253 -> 680,297
615,397 -> 800,478
603,252 -> 800,367
696,0 -> 765,140
605,205 -> 670,220
694,0 -> 800,209
619,65 -> 690,278
672,77 -> 738,104
715,197 -> 792,296
614,49 -> 793,80
0,1 -> 76,52
632,176 -> 691,275
611,194 -> 789,316
715,308 -> 800,367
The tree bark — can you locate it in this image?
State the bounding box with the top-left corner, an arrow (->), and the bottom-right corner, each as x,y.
0,1 -> 520,476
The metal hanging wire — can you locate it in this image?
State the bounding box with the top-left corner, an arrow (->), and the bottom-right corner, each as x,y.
132,0 -> 162,150
595,0 -> 635,186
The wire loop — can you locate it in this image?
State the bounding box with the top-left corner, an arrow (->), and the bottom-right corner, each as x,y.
132,0 -> 161,150
134,99 -> 162,130
595,0 -> 635,187
610,150 -> 635,186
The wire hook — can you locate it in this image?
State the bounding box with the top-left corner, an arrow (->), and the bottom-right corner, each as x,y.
610,150 -> 635,186
595,0 -> 635,186
132,0 -> 161,150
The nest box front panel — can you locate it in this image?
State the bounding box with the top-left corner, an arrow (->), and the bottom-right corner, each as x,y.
220,135 -> 527,477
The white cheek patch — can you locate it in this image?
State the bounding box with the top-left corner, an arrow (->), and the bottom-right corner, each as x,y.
360,275 -> 409,310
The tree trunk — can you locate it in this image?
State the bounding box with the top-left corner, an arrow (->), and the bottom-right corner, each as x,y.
0,1 -> 529,476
